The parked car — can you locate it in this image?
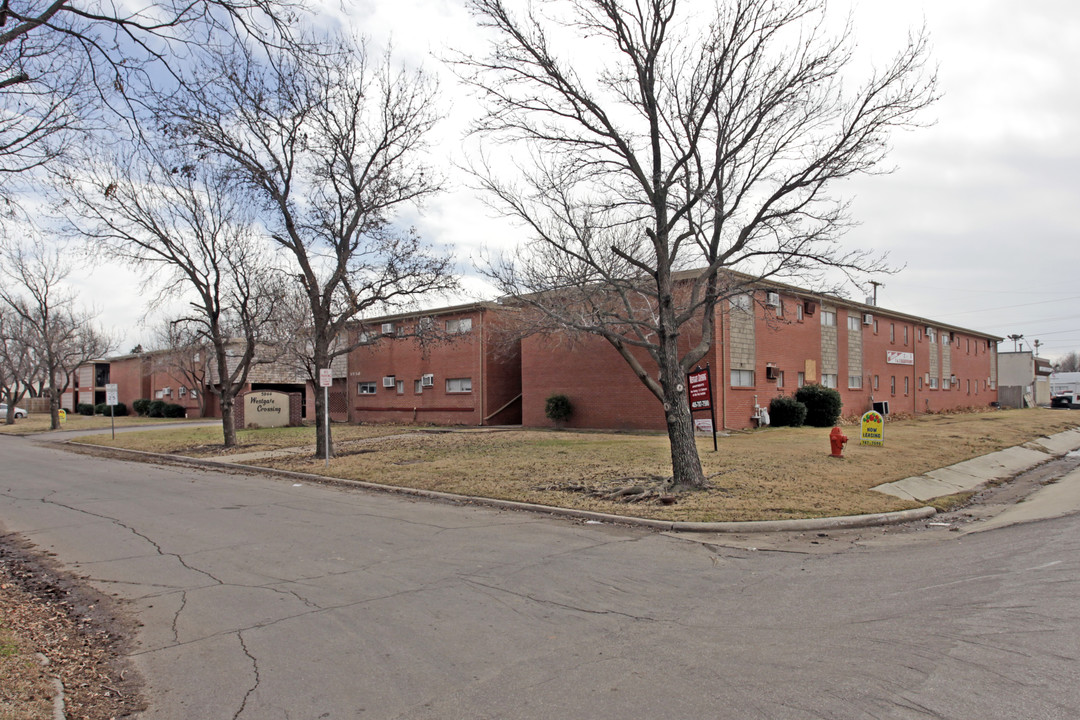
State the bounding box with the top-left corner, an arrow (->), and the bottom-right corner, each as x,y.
1050,393 -> 1079,409
0,403 -> 28,418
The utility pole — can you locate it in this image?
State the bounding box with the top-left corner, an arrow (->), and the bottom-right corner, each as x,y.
867,280 -> 884,306
1033,339 -> 1042,356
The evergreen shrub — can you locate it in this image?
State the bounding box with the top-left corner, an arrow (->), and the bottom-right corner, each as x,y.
769,396 -> 807,427
76,403 -> 94,416
794,383 -> 843,427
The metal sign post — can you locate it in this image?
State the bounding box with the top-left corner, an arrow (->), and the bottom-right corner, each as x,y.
319,369 -> 332,467
105,383 -> 119,440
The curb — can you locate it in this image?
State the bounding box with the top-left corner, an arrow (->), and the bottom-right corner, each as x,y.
64,441 -> 937,533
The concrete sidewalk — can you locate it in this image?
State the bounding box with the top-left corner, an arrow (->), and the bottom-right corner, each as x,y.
871,427 -> 1080,502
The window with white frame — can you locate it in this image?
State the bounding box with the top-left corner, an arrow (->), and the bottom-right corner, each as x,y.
847,316 -> 860,331
890,323 -> 895,343
904,376 -> 909,395
445,317 -> 473,334
797,372 -> 805,387
776,371 -> 784,388
396,380 -> 405,394
358,382 -> 377,395
903,326 -> 909,345
796,304 -> 804,321
179,386 -> 187,397
848,375 -> 862,389
929,376 -> 939,389
731,294 -> 752,312
414,379 -> 423,394
890,376 -> 896,395
446,377 -> 473,393
191,389 -> 198,399
822,310 -> 837,327
873,375 -> 879,390
821,374 -> 837,388
730,369 -> 754,387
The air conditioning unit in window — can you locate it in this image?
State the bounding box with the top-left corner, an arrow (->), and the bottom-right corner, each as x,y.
863,313 -> 873,325
382,376 -> 396,388
803,301 -> 816,316
381,322 -> 395,335
765,364 -> 779,380
421,374 -> 434,388
766,292 -> 780,307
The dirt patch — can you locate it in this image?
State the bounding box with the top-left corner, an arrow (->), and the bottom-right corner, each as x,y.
0,534 -> 144,719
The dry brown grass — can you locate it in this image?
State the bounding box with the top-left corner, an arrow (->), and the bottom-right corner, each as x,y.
0,413 -> 188,436
0,625 -> 54,720
73,408 -> 1080,522
247,408 -> 1079,522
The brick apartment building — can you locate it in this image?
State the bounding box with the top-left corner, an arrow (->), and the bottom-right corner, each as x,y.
78,276 -> 1000,431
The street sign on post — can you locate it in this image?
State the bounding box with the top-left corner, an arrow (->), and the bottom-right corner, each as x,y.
105,383 -> 119,439
319,369 -> 332,466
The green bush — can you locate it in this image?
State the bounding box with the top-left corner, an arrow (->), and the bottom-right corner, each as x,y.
545,394 -> 573,426
795,383 -> 843,427
76,403 -> 94,416
147,400 -> 166,418
132,398 -> 151,416
94,403 -> 109,415
112,403 -> 129,416
769,395 -> 807,427
163,403 -> 186,418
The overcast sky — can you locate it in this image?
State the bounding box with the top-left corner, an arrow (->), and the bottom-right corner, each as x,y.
67,0 -> 1080,362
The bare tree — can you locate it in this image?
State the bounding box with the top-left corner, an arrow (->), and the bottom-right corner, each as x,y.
0,235 -> 112,428
0,0 -> 306,202
154,320 -> 210,419
60,147 -> 286,446
165,36 -> 457,457
0,305 -> 40,423
456,0 -> 936,488
1056,352 -> 1080,374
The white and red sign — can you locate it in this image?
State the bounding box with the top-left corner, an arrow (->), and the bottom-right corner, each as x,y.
887,351 -> 914,365
318,368 -> 333,387
687,370 -> 712,410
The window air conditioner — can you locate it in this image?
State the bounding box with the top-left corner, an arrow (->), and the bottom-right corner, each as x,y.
765,365 -> 779,380
382,376 -> 396,388
766,292 -> 780,307
381,322 -> 395,335
863,313 -> 873,325
803,301 -> 816,316
421,374 -> 434,388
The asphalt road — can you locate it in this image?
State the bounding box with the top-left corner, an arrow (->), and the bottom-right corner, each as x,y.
2,435 -> 1078,719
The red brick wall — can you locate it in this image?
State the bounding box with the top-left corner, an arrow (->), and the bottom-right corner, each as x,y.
108,356 -> 149,411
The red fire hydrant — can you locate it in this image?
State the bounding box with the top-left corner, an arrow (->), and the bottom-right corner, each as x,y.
829,426 -> 848,458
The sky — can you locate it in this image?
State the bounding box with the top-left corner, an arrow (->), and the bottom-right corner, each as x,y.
65,0 -> 1080,363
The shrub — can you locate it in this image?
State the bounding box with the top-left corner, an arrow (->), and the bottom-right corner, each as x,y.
132,398 -> 151,416
769,396 -> 807,427
112,403 -> 129,416
163,403 -> 186,418
545,393 -> 573,426
795,383 -> 843,427
148,400 -> 166,418
94,403 -> 109,415
76,403 -> 94,416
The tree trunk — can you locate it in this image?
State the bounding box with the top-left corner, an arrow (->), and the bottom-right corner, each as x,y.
221,393 -> 237,448
313,342 -> 333,460
659,346 -> 707,489
49,389 -> 60,430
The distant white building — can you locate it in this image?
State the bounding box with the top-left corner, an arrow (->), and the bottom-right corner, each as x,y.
998,352 -> 1053,407
1050,371 -> 1080,397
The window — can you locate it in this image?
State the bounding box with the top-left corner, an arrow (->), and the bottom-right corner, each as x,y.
890,376 -> 896,395
822,310 -> 836,326
357,329 -> 374,343
967,379 -> 971,394
927,328 -> 936,344
797,372 -> 805,388
730,369 -> 754,387
940,332 -> 949,344
731,294 -> 752,312
873,320 -> 879,334
903,326 -> 909,345
775,300 -> 783,318
396,380 -> 405,394
918,328 -> 923,341
873,375 -> 879,390
191,389 -> 198,399
890,324 -> 895,343
848,375 -> 862,389
446,377 -> 473,393
414,380 -> 423,394
179,386 -> 187,397
904,377 -> 909,395
929,376 -> 938,389
821,374 -> 837,388
918,377 -> 923,390
796,304 -> 804,322
966,338 -> 971,353
847,316 -> 861,331
776,371 -> 784,388
358,382 -> 377,395
446,317 -> 473,334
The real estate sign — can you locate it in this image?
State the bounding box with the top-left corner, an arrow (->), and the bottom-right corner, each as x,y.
887,351 -> 914,365
860,410 -> 884,446
244,390 -> 290,428
687,370 -> 712,410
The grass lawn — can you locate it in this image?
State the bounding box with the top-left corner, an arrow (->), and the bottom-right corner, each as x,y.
0,413 -> 201,436
72,409 -> 1080,523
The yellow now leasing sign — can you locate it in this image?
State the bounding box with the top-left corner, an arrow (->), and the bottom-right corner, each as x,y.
860,410 -> 884,446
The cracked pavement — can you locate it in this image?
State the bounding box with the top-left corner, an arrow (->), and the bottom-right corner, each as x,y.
2,435 -> 1079,719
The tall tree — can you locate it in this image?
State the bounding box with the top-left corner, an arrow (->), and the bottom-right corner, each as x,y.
0,306 -> 40,423
60,147 -> 286,446
457,0 -> 936,488
166,36 -> 457,457
0,235 -> 112,428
